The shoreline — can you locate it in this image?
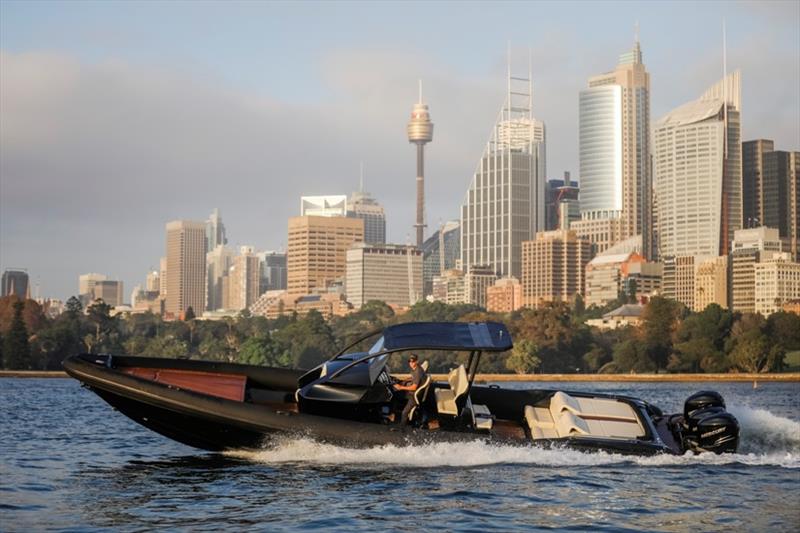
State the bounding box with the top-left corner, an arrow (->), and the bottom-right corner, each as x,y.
3,370 -> 799,382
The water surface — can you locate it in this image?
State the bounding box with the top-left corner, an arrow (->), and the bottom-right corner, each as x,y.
1,379 -> 798,531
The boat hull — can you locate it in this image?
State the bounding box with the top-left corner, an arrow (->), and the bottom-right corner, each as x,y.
64,354 -> 673,455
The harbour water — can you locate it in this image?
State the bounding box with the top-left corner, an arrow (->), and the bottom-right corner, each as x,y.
1,378 -> 798,531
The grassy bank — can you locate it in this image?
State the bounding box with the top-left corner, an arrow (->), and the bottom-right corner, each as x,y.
4,370 -> 800,382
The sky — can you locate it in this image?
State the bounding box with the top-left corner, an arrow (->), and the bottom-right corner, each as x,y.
1,0 -> 798,301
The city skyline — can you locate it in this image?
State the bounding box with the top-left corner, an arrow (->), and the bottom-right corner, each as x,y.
1,1 -> 799,299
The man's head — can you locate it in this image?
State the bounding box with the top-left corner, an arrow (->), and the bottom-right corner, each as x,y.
408,354 -> 418,369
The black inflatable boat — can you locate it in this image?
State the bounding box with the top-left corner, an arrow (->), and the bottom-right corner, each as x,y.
63,321 -> 739,455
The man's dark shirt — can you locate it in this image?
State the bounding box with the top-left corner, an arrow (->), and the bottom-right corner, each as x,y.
410,366 -> 426,388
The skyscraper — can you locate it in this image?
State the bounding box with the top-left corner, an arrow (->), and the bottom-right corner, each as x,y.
206,208 -> 227,251
165,220 -> 207,316
93,280 -> 123,307
348,189 -> 386,244
257,251 -> 287,293
653,71 -> 742,259
743,141 -> 800,260
286,215 -> 364,296
574,38 -> 651,257
301,196 -> 348,217
461,60 -> 546,279
1,269 -> 29,298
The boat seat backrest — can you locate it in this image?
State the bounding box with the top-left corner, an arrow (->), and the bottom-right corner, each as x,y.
549,391 -> 639,422
421,360 -> 429,372
414,374 -> 432,405
434,364 -> 469,417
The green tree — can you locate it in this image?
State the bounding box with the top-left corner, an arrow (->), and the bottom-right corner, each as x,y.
3,301 -> 31,369
612,339 -> 656,373
65,296 -> 83,319
727,313 -> 784,373
669,304 -> 732,372
639,296 -> 682,370
184,306 -> 196,321
505,339 -> 541,374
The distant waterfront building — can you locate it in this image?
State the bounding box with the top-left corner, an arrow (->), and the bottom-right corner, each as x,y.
662,255 -> 697,309
431,265 -> 496,308
2,269 -> 30,298
93,280 -> 124,307
159,257 -> 167,298
694,256 -> 729,311
579,38 -> 652,258
654,71 -> 742,259
345,243 -> 422,309
730,227 -> 783,313
421,220 -> 460,296
584,252 -> 658,308
348,190 -> 386,244
78,273 -> 107,303
754,254 -> 800,316
165,220 -> 207,317
206,208 -> 228,251
521,230 -> 593,308
545,173 -> 580,231
586,303 -> 645,331
260,292 -> 352,320
287,215 -> 364,296
571,216 -> 625,256
145,270 -> 160,293
486,277 -> 523,313
227,246 -> 260,311
257,251 -> 287,294
207,245 -> 234,311
300,196 -> 348,217
461,62 -> 546,280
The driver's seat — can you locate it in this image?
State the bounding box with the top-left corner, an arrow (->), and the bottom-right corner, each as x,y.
408,374 -> 432,424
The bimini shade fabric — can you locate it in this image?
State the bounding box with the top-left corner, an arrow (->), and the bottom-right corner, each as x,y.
382,322 -> 513,352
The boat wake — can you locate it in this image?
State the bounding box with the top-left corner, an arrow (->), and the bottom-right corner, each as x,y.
227,406 -> 799,469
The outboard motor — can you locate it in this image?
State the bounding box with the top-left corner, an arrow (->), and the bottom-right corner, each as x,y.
681,392 -> 740,454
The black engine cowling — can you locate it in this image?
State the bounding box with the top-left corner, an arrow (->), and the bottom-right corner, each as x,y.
684,390 -> 726,419
681,392 -> 739,454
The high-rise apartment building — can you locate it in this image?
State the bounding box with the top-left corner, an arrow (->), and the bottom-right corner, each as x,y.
431,266 -> 496,308
461,64 -> 545,280
206,208 -> 227,251
287,215 -> 364,296
754,253 -> 800,317
2,269 -> 30,298
348,190 -> 386,244
227,247 -> 260,311
165,220 -> 207,316
694,256 -> 728,311
742,139 -> 774,228
345,243 -> 422,309
159,257 -> 167,298
486,277 -> 523,313
421,220 -> 460,296
521,230 -> 593,308
145,270 -> 160,293
730,227 -> 783,313
654,71 -> 742,259
257,251 -> 287,293
577,39 -> 652,258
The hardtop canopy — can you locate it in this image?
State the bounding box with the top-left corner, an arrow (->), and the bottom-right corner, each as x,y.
381,322 -> 513,353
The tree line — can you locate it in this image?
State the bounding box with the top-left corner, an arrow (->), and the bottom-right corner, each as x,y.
1,294 -> 799,374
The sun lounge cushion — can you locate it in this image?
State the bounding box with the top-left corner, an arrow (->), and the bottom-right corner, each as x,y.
549,391 -> 638,422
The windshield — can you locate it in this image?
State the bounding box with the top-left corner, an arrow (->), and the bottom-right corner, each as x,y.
368,336 -> 385,355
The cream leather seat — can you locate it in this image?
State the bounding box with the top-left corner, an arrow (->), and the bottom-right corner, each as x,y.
434,365 -> 469,416
526,391 -> 645,440
549,391 -> 639,422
